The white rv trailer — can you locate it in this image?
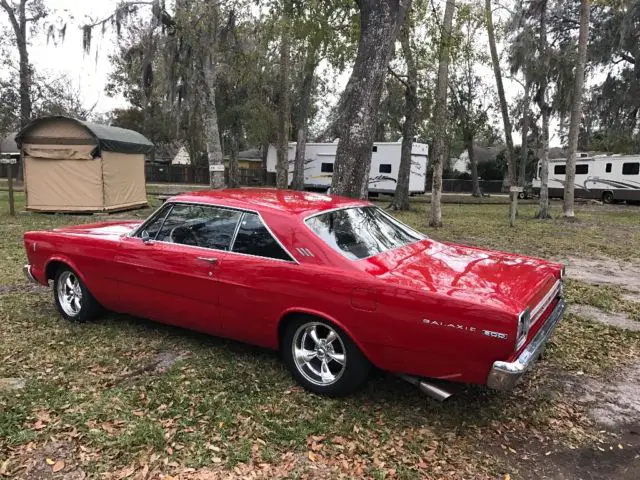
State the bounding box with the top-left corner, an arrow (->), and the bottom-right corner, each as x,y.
532,154 -> 640,203
266,141 -> 428,194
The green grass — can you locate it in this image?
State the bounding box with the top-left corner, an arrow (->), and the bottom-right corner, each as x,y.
1,192 -> 640,478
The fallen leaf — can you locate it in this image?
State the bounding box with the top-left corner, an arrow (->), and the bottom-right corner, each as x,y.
307,451 -> 316,462
0,460 -> 9,475
52,461 -> 65,473
45,458 -> 55,465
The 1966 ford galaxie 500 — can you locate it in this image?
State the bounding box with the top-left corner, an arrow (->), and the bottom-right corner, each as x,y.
23,189 -> 565,399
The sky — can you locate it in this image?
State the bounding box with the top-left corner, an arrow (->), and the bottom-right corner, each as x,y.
2,0 -> 562,147
6,0 -> 128,113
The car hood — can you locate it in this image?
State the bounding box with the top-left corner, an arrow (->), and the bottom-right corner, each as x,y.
53,221 -> 142,239
361,239 -> 560,314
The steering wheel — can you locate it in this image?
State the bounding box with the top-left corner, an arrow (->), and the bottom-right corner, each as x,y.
169,225 -> 200,247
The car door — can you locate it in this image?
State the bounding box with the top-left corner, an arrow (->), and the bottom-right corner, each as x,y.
115,203 -> 243,335
215,212 -> 300,347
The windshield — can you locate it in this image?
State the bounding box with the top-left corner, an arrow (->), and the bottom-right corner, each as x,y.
305,207 -> 424,260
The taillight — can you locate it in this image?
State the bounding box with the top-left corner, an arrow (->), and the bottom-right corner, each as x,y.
516,308 -> 531,349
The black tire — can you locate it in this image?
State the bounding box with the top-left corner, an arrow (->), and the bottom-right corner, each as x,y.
602,191 -> 614,204
518,191 -> 526,200
53,266 -> 102,322
282,316 -> 371,397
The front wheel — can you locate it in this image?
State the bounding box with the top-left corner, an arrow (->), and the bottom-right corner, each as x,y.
282,317 -> 371,397
602,191 -> 614,204
53,267 -> 102,322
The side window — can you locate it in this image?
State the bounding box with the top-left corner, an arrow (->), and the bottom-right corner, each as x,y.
606,163 -> 612,173
321,162 -> 334,173
232,213 -> 292,261
554,165 -> 566,175
622,162 -> 640,175
156,204 -> 242,250
575,164 -> 589,175
379,164 -> 392,173
139,204 -> 172,240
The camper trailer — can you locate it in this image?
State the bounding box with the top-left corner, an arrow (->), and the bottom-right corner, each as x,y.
266,142 -> 428,195
532,154 -> 640,203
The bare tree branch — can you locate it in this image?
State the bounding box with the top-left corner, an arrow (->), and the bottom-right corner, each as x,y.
387,66 -> 410,90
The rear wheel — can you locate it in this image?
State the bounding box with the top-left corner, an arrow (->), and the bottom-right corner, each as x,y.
602,191 -> 614,204
53,267 -> 102,322
282,317 -> 371,397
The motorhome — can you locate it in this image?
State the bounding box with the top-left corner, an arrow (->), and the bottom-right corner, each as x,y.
266,141 -> 428,195
532,154 -> 640,203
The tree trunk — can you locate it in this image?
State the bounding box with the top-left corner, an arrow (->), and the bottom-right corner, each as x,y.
276,0 -> 292,190
1,0 -> 31,181
292,48 -> 317,191
332,0 -> 411,199
390,25 -> 417,211
536,0 -> 551,219
563,0 -> 590,218
204,94 -> 225,189
485,0 -> 517,226
519,81 -> 531,187
467,135 -> 481,197
228,124 -> 240,188
537,107 -> 552,218
429,0 -> 456,227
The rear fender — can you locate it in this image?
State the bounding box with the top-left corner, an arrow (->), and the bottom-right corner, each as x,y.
276,307 -> 374,363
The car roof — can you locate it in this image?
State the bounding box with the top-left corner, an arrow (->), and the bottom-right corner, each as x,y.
170,188 -> 370,217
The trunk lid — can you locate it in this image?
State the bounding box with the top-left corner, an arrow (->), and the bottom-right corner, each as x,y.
361,239 -> 560,314
53,221 -> 142,239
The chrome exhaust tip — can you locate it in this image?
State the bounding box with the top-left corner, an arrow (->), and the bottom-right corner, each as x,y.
399,375 -> 453,402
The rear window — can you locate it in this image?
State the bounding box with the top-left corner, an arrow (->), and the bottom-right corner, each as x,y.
305,207 -> 423,260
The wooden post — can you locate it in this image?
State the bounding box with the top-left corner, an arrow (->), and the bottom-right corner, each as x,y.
6,160 -> 15,216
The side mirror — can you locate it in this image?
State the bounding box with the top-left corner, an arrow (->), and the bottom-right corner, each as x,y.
141,230 -> 152,244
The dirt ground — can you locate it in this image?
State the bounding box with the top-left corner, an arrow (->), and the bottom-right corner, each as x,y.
564,257 -> 640,297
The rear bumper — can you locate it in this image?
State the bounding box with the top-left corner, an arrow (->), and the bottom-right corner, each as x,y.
487,298 -> 566,390
23,264 -> 38,284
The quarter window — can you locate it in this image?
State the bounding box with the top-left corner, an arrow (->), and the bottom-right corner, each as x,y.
155,204 -> 242,250
575,164 -> 589,175
232,213 -> 292,261
622,162 -> 639,175
321,162 -> 334,173
379,164 -> 392,174
554,165 -> 566,175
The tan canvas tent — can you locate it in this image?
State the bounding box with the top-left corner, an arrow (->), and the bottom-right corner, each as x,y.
15,116 -> 153,212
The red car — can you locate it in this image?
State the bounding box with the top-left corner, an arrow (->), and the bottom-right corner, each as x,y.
23,189 -> 566,399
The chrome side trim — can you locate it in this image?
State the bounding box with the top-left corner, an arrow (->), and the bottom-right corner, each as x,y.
487,298 -> 566,391
530,279 -> 562,326
23,264 -> 38,284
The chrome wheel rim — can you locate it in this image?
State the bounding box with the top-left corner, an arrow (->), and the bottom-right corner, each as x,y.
292,322 -> 346,386
57,271 -> 83,317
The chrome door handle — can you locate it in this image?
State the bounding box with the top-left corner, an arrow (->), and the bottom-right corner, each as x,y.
197,256 -> 218,264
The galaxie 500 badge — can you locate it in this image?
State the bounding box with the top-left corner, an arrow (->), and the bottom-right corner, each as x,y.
422,319 -> 508,340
